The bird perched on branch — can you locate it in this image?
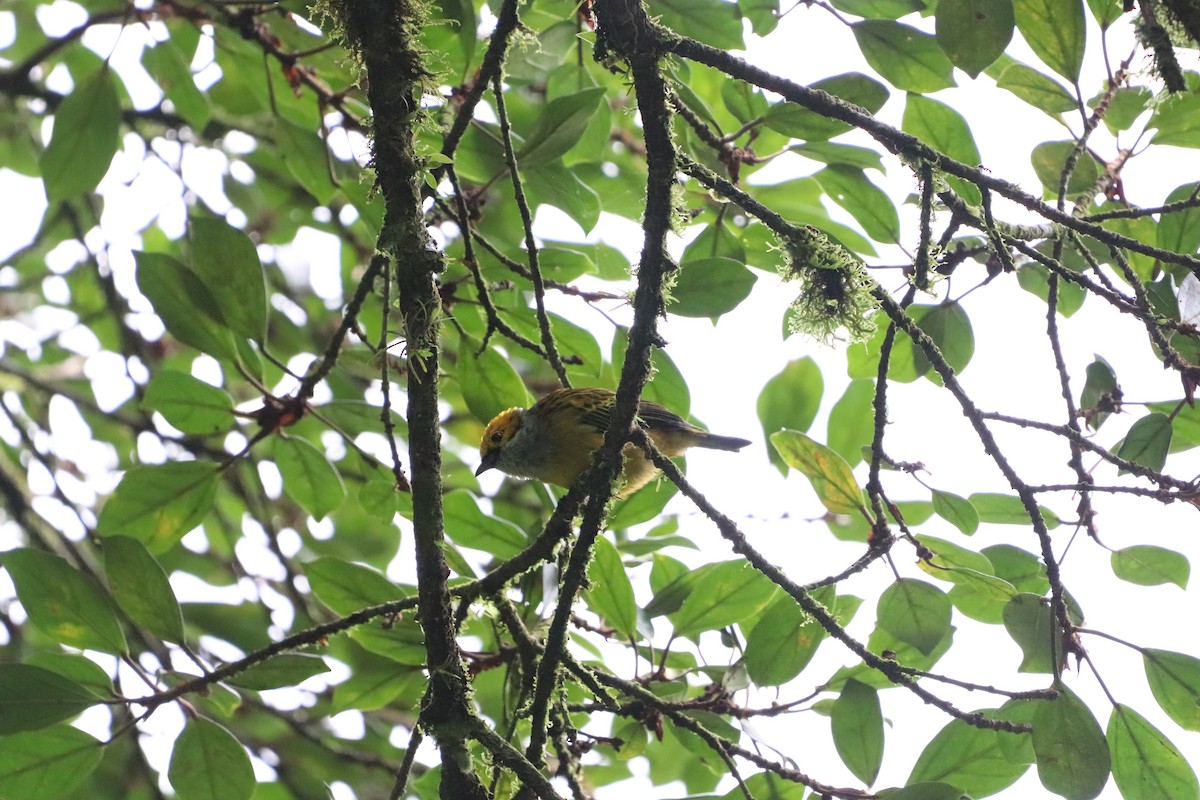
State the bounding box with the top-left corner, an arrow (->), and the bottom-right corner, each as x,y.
476,387 -> 751,497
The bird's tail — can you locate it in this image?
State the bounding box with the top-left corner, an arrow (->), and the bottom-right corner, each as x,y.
697,433 -> 752,451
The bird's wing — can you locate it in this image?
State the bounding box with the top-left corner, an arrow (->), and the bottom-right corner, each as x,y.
578,396 -> 692,434
634,400 -> 694,432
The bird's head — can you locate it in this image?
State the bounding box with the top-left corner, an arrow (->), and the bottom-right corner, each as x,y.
476,408 -> 524,476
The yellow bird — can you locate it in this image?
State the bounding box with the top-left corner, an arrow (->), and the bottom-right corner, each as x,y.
476,387 -> 751,497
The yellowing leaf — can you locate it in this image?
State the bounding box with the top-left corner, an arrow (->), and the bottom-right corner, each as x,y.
770,429 -> 867,516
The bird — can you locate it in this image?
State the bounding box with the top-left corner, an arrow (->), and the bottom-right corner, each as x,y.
476,387 -> 751,497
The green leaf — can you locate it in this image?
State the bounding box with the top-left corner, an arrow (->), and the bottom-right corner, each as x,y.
682,220 -> 746,266
1144,649 -> 1200,731
851,319 -> 915,386
1147,275 -> 1181,323
271,436 -> 346,520
608,479 -> 679,530
168,718 -> 255,800
24,654 -> 112,697
828,379 -> 875,468
984,544 -> 1050,594
1155,398 -> 1200,453
134,252 -> 239,363
757,358 -> 824,473
992,698 -> 1038,763
931,490 -> 979,535
0,725 -> 104,800
1174,333 -> 1200,371
1079,356 -> 1119,430
1099,86 -> 1151,132
142,36 -> 210,131
612,332 -> 689,420
721,78 -> 768,125
671,710 -> 742,758
669,257 -> 758,319
1103,216 -> 1158,281
178,677 -> 241,719
719,774 -> 806,800
908,717 -> 1031,795
619,520 -> 696,557
1108,704 -> 1199,800
1016,262 -> 1086,317
564,90 -> 614,167
506,310 -> 604,376
304,557 -> 410,615
739,0 -> 780,35
753,179 -> 877,255
815,165 -> 900,243
852,21 -> 956,94
831,0 -> 925,16
1115,413 -> 1172,473
142,370 -> 234,436
745,590 -> 828,686
273,116 -> 338,205
525,161 -> 601,233
1013,0 -> 1086,81
770,429 -> 866,515
227,653 -> 330,690
1032,685 -> 1110,800
1111,545 -> 1189,589
103,535 -> 186,642
444,489 -> 528,558
915,534 -> 995,577
645,555 -> 694,618
98,461 -> 218,552
350,620 -> 427,664
1149,92 -> 1200,149
762,73 -> 889,141
652,0 -> 745,50
188,216 -> 268,342
877,784 -> 974,800
935,0 -> 1014,78
969,492 -> 1059,527
1002,593 -> 1060,673
669,560 -> 778,637
583,536 -> 638,639
912,302 -> 975,381
995,61 -> 1077,115
332,660 -> 423,713
613,717 -> 650,762
945,569 -> 1018,624
912,534 -> 1008,618
0,665 -> 102,735
458,335 -> 532,423
1030,140 -> 1100,196
1158,183 -> 1200,256
40,66 -> 121,202
902,95 -> 982,205
877,579 -> 951,656
832,680 -> 884,785
530,245 -> 595,284
790,141 -> 887,172
425,0 -> 477,79
517,87 -> 606,168
2,549 -> 128,654
1086,0 -> 1122,27
834,616 -> 953,689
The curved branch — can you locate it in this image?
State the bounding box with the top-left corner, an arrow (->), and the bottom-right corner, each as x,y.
633,429 -> 1033,735
667,35 -> 1200,274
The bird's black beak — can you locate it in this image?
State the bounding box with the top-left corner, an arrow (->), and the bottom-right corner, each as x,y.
476,450 -> 499,477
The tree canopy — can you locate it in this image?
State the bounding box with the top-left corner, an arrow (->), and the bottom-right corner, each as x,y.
3,0 -> 1200,798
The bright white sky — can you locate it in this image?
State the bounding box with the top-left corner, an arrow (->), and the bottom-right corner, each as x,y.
2,1 -> 1200,798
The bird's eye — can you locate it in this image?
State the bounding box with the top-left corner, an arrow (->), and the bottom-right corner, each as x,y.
490,431 -> 504,444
